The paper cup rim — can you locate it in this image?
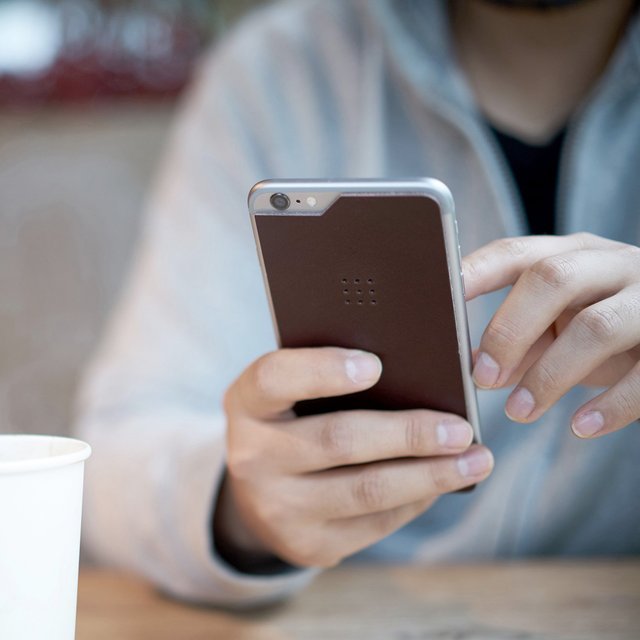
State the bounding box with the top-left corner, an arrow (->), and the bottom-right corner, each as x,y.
0,434 -> 91,474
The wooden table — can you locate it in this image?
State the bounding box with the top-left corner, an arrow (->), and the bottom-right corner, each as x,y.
77,561 -> 640,639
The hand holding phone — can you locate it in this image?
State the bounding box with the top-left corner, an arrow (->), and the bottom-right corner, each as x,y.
217,346 -> 494,569
213,179 -> 493,569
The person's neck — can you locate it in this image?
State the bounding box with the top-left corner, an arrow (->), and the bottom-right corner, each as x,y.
451,0 -> 636,143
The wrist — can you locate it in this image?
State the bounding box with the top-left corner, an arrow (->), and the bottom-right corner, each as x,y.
212,471 -> 298,575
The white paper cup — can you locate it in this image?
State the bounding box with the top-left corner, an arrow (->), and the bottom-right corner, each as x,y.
0,435 -> 91,640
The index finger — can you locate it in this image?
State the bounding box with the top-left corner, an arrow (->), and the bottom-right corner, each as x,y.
225,347 -> 382,420
461,232 -> 615,301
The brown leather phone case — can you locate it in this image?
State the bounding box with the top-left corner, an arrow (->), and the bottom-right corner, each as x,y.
253,192 -> 471,423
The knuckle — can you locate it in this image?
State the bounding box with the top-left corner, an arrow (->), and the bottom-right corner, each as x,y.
223,382 -> 246,419
300,357 -> 326,394
466,247 -> 494,279
316,353 -> 340,386
404,411 -> 431,454
253,482 -> 303,529
225,445 -> 259,482
571,231 -> 597,249
529,256 -> 578,290
484,315 -> 521,350
531,359 -> 562,396
621,290 -> 640,317
612,367 -> 640,422
269,482 -> 322,531
495,236 -> 529,258
463,255 -> 482,280
352,468 -> 389,512
576,305 -> 624,344
253,496 -> 285,526
619,244 -> 640,266
251,353 -> 280,399
614,390 -> 638,423
423,460 -> 454,495
319,415 -> 354,463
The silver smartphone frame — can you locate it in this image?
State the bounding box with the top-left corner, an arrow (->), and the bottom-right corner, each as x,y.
248,178 -> 481,442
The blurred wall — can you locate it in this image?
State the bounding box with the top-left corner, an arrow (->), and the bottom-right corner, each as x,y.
0,1 -> 265,437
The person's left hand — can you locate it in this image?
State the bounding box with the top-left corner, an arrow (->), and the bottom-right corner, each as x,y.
462,232 -> 640,439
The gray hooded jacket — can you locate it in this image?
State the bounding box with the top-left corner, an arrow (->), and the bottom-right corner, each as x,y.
76,0 -> 640,607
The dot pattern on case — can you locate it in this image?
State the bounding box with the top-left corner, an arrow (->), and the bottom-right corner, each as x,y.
341,277 -> 377,306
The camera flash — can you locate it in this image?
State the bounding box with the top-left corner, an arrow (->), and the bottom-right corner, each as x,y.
306,196 -> 317,207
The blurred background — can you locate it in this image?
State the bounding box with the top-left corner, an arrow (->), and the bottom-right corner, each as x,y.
0,0 -> 264,437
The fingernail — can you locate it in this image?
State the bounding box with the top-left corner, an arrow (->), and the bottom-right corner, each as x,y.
572,410 -> 605,438
437,421 -> 473,448
505,387 -> 535,421
457,447 -> 494,478
473,352 -> 500,388
345,351 -> 382,384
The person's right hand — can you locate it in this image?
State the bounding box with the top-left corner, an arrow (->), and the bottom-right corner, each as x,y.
218,347 -> 494,569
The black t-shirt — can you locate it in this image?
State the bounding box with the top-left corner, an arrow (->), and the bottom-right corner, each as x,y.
490,125 -> 567,236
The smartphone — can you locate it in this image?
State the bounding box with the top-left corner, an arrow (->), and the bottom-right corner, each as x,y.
248,178 -> 481,442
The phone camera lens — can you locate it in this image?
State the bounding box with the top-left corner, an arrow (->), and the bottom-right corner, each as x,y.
270,193 -> 290,211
